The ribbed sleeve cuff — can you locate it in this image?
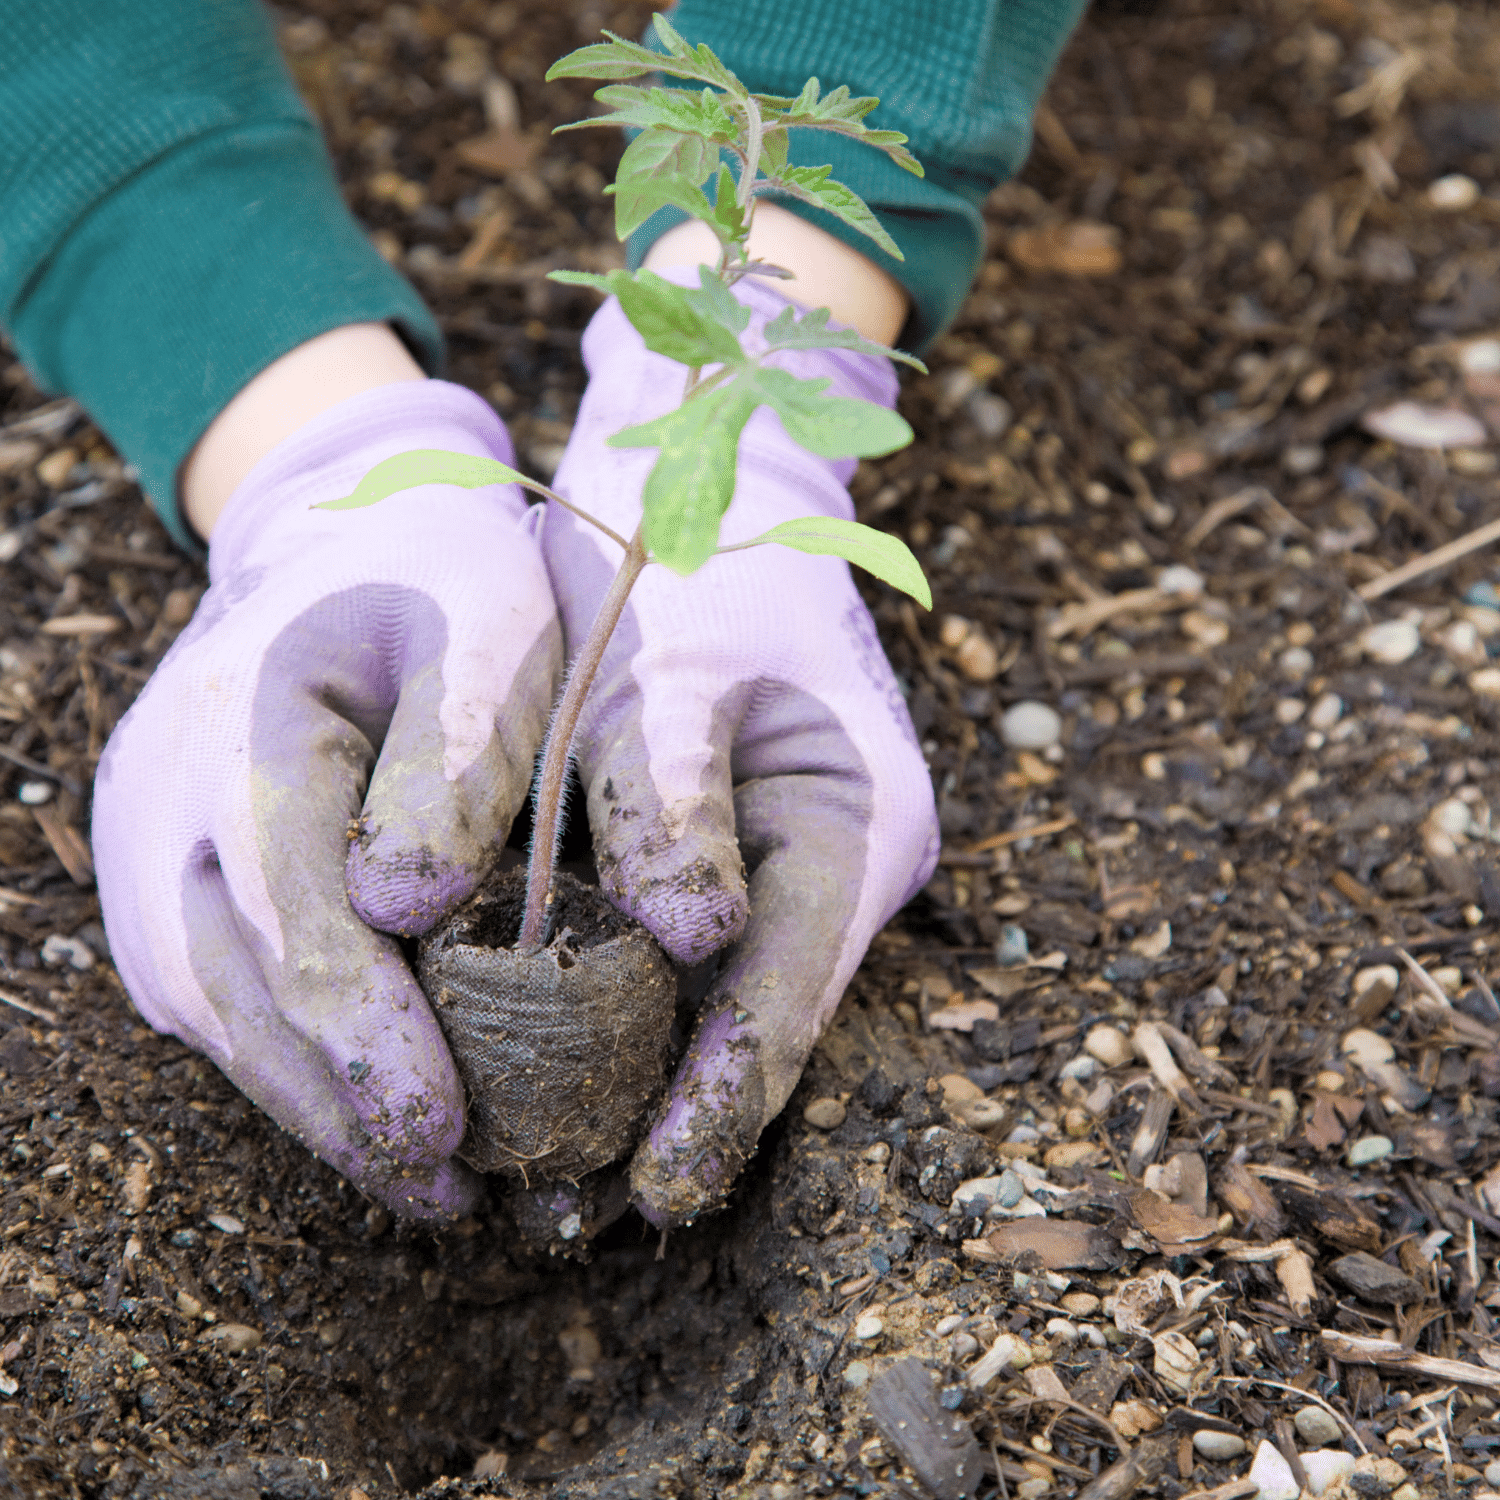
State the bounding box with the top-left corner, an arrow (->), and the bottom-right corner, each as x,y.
7,122 -> 443,550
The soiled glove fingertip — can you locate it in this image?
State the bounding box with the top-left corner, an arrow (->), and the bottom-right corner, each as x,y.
599,852 -> 749,966
345,841 -> 480,937
373,1156 -> 482,1221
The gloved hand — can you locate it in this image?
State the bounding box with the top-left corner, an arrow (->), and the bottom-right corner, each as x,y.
545,276 -> 940,1228
93,381 -> 561,1218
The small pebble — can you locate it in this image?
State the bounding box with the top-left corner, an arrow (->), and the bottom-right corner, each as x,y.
206,1212 -> 245,1235
1274,697 -> 1306,725
935,1314 -> 964,1337
1363,400 -> 1487,449
802,1098 -> 846,1130
951,1332 -> 979,1360
1351,965 -> 1398,1007
1314,1070 -> 1345,1093
842,1360 -> 871,1391
1282,444 -> 1323,476
1429,173 -> 1481,210
996,1170 -> 1025,1209
1465,581 -> 1500,611
1302,1450 -> 1355,1497
17,780 -> 52,806
1360,618 -> 1420,664
1248,1439 -> 1299,1500
1181,610 -> 1230,648
1157,565 -> 1204,597
1279,646 -> 1314,678
1058,1053 -> 1098,1083
1295,1406 -> 1343,1446
939,614 -> 970,649
995,924 -> 1030,966
1084,1026 -> 1133,1069
955,632 -> 1001,682
1192,1431 -> 1247,1460
967,391 -> 1013,439
999,700 -> 1062,751
1341,1028 -> 1395,1067
1430,797 -> 1472,840
36,448 -> 78,488
1347,1134 -> 1393,1167
1486,1459 -> 1500,1488
1060,1292 -> 1100,1317
199,1324 -> 262,1353
1472,667 -> 1500,698
40,934 -> 93,971
1016,1480 -> 1049,1500
1308,691 -> 1344,730
1044,1318 -> 1078,1342
852,1313 -> 884,1341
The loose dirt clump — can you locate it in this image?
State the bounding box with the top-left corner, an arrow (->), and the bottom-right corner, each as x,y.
418,868 -> 675,1182
4,0 -> 1500,1496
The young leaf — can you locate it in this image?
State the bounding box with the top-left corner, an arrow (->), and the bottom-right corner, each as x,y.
747,367 -> 913,458
729,516 -> 931,608
559,83 -> 738,144
688,264 -> 752,334
611,386 -> 759,574
612,125 -> 716,189
316,451 -> 530,511
757,81 -> 923,177
567,268 -> 748,367
761,303 -> 927,372
545,16 -> 744,98
762,165 -> 903,259
708,161 -> 748,249
607,170 -> 714,242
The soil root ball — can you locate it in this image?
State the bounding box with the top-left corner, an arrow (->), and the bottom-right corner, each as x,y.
418,869 -> 676,1181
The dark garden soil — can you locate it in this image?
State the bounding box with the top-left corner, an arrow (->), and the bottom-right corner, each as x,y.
4,0 -> 1500,1496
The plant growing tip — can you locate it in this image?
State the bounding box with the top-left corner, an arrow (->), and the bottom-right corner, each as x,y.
328,20 -> 931,953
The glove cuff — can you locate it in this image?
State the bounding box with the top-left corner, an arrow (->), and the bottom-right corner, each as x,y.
209,380 -> 520,580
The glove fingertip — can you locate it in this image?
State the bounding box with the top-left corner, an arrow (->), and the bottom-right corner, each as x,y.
345,840 -> 480,937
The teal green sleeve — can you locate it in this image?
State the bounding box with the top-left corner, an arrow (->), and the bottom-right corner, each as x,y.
630,0 -> 1090,353
0,1 -> 444,549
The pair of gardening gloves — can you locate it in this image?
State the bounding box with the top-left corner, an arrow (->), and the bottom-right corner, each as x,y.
92,278 -> 939,1227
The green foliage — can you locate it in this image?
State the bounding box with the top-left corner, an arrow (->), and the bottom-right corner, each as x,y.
607,363 -> 914,576
339,19 -> 933,610
317,451 -> 530,510
547,12 -> 922,263
731,517 -> 931,608
760,304 -> 927,373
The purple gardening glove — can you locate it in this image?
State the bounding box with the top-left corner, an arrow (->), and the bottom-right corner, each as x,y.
545,276 -> 940,1228
93,382 -> 561,1218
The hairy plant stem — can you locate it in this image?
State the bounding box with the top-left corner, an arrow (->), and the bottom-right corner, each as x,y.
518,521 -> 650,953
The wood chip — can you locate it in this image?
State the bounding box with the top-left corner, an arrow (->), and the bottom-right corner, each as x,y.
40,613 -> 120,636
866,1358 -> 983,1500
32,806 -> 94,885
1320,1330 -> 1500,1391
984,1219 -> 1122,1271
1127,1086 -> 1175,1177
1129,1192 -> 1223,1254
1328,1251 -> 1424,1304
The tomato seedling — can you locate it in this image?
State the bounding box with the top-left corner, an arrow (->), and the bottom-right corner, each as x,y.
325,13 -> 932,952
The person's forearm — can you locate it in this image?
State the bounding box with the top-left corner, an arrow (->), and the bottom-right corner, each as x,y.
642,203 -> 909,346
180,324 -> 426,541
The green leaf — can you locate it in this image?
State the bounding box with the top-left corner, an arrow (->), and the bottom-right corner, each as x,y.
708,161 -> 748,250
732,516 -> 931,608
747,367 -> 913,458
546,270 -> 614,290
761,303 -> 928,372
755,81 -> 924,177
612,125 -> 716,188
689,264 -> 752,334
757,127 -> 789,178
316,451 -> 531,511
646,12 -> 745,98
566,268 -> 747,367
607,169 -> 714,241
545,34 -> 671,82
559,83 -> 738,142
762,165 -> 903,259
611,386 -> 759,574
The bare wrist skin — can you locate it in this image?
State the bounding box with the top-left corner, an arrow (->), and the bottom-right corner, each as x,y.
179,322 -> 426,541
642,201 -> 910,346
